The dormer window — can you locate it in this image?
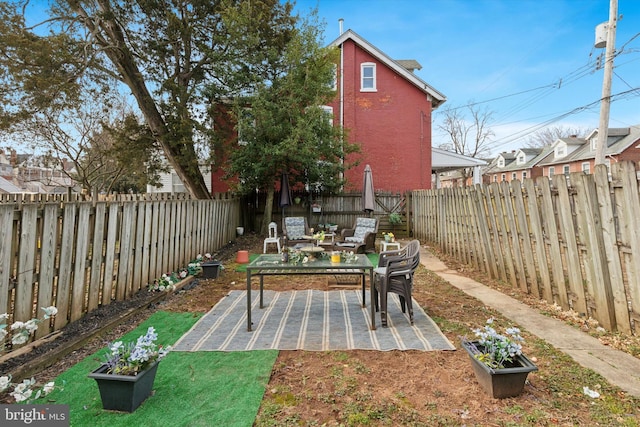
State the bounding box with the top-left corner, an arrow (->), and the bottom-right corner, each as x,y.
516,152 -> 526,164
555,143 -> 567,158
360,63 -> 376,92
497,157 -> 505,168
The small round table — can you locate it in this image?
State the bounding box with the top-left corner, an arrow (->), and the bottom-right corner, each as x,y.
381,241 -> 401,252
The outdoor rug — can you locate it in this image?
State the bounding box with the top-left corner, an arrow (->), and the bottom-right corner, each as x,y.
173,289 -> 455,352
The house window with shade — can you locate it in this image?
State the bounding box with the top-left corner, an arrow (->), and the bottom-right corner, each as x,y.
361,63 -> 376,92
582,162 -> 590,174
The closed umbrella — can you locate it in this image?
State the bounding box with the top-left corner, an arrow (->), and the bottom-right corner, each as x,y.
362,164 -> 375,215
279,172 -> 292,217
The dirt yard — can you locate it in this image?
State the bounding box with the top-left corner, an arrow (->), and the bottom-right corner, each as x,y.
2,234 -> 639,426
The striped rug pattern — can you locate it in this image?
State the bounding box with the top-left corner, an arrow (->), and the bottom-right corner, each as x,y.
173,290 -> 455,352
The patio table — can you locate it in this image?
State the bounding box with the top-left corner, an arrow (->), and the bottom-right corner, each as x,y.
246,254 -> 375,331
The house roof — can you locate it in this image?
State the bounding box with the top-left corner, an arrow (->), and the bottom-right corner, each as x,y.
538,125 -> 640,166
432,147 -> 487,173
0,176 -> 23,194
396,59 -> 422,72
330,29 -> 446,108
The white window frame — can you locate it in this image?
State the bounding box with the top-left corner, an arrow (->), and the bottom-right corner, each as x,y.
497,157 -> 505,168
548,166 -> 555,178
563,164 -> 570,176
360,62 -> 377,92
522,171 -> 527,179
581,162 -> 590,174
555,143 -> 567,158
516,152 -> 526,164
501,173 -> 506,182
320,105 -> 334,126
511,172 -> 517,180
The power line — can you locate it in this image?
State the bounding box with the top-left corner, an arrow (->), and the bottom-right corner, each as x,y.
487,87 -> 639,151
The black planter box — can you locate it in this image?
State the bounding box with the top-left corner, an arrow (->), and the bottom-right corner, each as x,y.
88,361 -> 159,412
202,261 -> 222,279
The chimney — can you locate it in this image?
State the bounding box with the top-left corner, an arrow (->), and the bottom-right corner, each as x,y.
10,149 -> 17,166
339,18 -> 344,35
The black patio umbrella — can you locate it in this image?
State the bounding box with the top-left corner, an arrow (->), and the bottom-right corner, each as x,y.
279,172 -> 292,217
362,164 -> 375,216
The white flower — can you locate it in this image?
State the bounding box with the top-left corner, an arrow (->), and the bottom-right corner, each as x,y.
10,378 -> 36,402
11,321 -> 25,331
0,375 -> 11,392
110,341 -> 124,352
42,382 -> 55,395
12,332 -> 29,345
25,319 -> 39,333
41,306 -> 58,319
11,388 -> 33,402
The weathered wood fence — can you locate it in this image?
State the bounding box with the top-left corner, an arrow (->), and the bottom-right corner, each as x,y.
413,161 -> 640,334
254,191 -> 411,237
0,194 -> 240,339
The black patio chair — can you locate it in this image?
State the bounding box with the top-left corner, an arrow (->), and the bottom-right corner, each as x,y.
373,240 -> 421,327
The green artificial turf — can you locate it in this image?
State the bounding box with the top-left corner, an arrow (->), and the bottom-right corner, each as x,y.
39,311 -> 278,427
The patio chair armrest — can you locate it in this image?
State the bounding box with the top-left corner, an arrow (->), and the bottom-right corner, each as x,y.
341,228 -> 355,239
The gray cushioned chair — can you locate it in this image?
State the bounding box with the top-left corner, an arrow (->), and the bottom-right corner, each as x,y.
335,217 -> 378,253
282,217 -> 314,247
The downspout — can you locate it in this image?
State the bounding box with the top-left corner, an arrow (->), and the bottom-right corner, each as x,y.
339,19 -> 345,187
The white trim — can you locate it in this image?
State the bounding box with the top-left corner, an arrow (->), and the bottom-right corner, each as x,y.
360,62 -> 377,92
330,29 -> 446,106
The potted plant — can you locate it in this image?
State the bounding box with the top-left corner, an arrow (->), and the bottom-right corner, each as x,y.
88,327 -> 171,412
461,318 -> 537,398
388,212 -> 402,234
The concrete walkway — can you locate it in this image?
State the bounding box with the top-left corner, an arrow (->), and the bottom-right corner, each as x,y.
420,247 -> 640,398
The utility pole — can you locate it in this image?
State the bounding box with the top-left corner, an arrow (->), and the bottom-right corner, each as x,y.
595,0 -> 618,165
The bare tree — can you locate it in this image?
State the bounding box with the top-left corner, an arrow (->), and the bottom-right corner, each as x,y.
524,125 -> 589,148
437,105 -> 494,185
21,94 -> 163,197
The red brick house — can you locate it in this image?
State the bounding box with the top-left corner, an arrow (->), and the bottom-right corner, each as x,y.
326,29 -> 446,192
537,126 -> 640,177
207,29 -> 446,194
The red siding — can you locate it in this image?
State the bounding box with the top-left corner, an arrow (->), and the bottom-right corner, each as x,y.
329,39 -> 433,192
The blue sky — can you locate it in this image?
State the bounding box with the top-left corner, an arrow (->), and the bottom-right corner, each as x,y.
293,0 -> 640,155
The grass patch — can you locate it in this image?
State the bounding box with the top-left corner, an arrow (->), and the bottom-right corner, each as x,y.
39,311 -> 278,427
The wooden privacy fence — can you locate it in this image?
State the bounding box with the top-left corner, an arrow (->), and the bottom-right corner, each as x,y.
0,195 -> 240,339
255,191 -> 411,237
413,161 -> 640,334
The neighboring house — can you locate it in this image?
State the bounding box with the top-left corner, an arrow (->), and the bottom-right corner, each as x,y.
485,147 -> 552,183
148,164 -> 213,195
327,29 -> 446,192
537,126 -> 640,177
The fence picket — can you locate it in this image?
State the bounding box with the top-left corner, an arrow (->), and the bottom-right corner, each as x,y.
413,161 -> 640,333
2,196 -> 239,354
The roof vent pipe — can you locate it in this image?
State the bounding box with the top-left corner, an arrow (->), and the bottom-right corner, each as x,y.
339,18 -> 344,35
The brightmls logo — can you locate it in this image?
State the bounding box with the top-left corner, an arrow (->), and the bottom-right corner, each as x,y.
0,405 -> 69,426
